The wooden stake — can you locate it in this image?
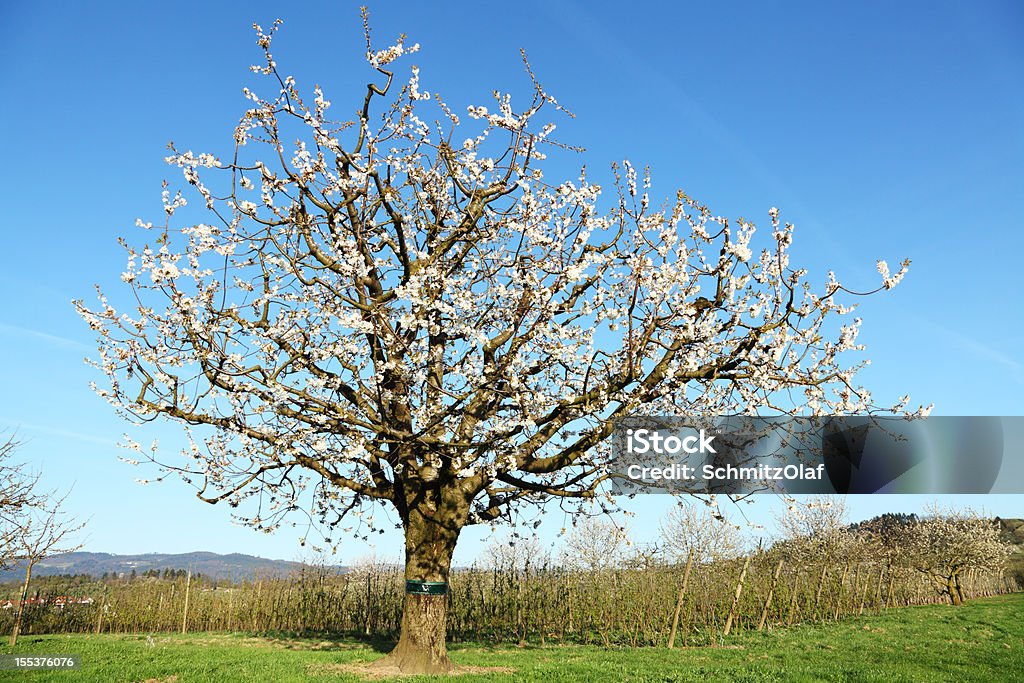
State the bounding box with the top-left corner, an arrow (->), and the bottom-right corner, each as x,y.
858,566 -> 873,615
812,564 -> 829,619
874,567 -> 885,612
723,556 -> 751,636
833,564 -> 850,620
667,553 -> 694,648
787,573 -> 801,625
181,570 -> 192,634
758,558 -> 785,631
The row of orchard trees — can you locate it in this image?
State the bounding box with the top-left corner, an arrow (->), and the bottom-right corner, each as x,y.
552,498 -> 1014,607
775,498 -> 1013,607
2,500 -> 1015,643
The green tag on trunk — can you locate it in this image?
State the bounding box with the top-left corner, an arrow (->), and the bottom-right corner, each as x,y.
405,580 -> 448,596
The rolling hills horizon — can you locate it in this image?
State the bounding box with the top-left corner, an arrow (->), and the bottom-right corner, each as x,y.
0,550 -> 349,582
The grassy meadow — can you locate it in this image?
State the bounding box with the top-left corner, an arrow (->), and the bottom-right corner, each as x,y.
1,593 -> 1021,682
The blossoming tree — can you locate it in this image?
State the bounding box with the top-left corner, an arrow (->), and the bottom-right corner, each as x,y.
901,505 -> 1012,605
76,19 -> 923,673
0,436 -> 44,569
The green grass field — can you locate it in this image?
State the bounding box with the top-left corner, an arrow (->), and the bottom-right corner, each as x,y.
1,594 -> 1021,682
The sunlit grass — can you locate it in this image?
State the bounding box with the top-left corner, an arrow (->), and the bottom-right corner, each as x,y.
1,594 -> 1021,682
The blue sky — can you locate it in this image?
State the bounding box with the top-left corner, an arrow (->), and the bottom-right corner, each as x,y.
0,1 -> 1021,565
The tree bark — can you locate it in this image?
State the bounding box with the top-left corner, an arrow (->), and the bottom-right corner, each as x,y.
371,506 -> 461,674
946,574 -> 963,605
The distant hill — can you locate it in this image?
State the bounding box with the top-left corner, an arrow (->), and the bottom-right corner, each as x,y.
997,518 -> 1024,584
0,551 -> 343,582
997,517 -> 1024,545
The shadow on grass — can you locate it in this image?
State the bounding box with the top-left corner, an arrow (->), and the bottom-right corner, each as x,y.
254,629 -> 397,653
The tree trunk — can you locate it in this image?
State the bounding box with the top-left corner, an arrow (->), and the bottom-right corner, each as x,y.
371,507 -> 461,675
9,560 -> 34,646
946,575 -> 962,605
953,572 -> 965,605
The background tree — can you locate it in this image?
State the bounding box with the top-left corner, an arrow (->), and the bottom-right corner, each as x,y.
561,518 -> 631,572
0,435 -> 85,645
776,496 -> 854,560
7,492 -> 84,646
481,532 -> 551,572
851,511 -> 918,573
659,501 -> 745,565
76,17 -> 923,674
900,505 -> 1012,605
775,496 -> 871,579
0,436 -> 45,569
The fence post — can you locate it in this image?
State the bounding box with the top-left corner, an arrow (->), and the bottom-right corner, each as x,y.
181,570 -> 192,634
723,556 -> 751,636
786,571 -> 801,625
364,573 -> 372,636
858,566 -> 873,615
812,564 -> 828,619
667,553 -> 694,648
758,558 -> 785,631
850,564 -> 861,615
833,563 -> 850,620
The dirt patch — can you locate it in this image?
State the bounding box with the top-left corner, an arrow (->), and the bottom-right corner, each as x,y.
308,662 -> 515,679
134,676 -> 179,683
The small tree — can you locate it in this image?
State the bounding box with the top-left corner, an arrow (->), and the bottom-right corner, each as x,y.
852,511 -> 918,570
902,505 -> 1012,605
0,436 -> 45,569
8,493 -> 84,646
776,496 -> 854,564
561,518 -> 631,571
659,501 -> 744,565
481,532 -> 550,572
76,16 -> 923,673
0,436 -> 85,646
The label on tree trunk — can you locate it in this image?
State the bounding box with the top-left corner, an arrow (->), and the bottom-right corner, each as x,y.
405,580 -> 448,596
